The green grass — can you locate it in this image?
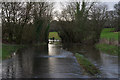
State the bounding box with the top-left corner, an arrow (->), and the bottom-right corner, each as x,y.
0,44 -> 2,59
75,53 -> 100,76
2,44 -> 24,59
97,28 -> 119,56
96,44 -> 119,56
49,32 -> 61,40
100,28 -> 119,40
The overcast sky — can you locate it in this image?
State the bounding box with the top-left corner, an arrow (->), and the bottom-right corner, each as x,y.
106,2 -> 118,10
0,0 -> 119,11
54,1 -> 119,12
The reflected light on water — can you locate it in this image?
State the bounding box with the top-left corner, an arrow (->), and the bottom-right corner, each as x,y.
2,43 -> 119,78
13,52 -> 16,55
48,44 -> 60,56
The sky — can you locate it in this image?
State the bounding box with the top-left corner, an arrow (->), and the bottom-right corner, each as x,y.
53,1 -> 119,12
106,2 -> 118,10
0,0 -> 119,10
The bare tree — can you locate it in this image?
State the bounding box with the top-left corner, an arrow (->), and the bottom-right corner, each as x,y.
2,2 -> 54,44
57,1 -> 108,44
58,1 -> 96,43
31,2 -> 54,43
2,2 -> 25,43
89,3 -> 108,43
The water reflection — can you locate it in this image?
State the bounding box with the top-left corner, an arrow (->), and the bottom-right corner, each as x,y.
100,52 -> 118,78
48,44 -> 61,56
2,47 -> 35,78
33,44 -> 87,78
63,44 -> 119,78
2,44 -> 88,78
2,43 -> 119,78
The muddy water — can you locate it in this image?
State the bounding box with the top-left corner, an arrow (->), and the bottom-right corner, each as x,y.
1,43 -> 119,78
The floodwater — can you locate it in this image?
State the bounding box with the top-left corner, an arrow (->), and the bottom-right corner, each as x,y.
63,44 -> 119,78
1,41 -> 119,78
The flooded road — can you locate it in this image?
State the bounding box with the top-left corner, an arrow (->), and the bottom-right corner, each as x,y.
2,43 -> 88,78
2,42 -> 119,78
63,44 -> 119,78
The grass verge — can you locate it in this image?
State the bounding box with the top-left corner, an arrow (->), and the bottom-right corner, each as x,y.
96,43 -> 119,56
2,44 -> 24,59
75,53 -> 100,76
100,28 -> 119,40
49,32 -> 61,40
